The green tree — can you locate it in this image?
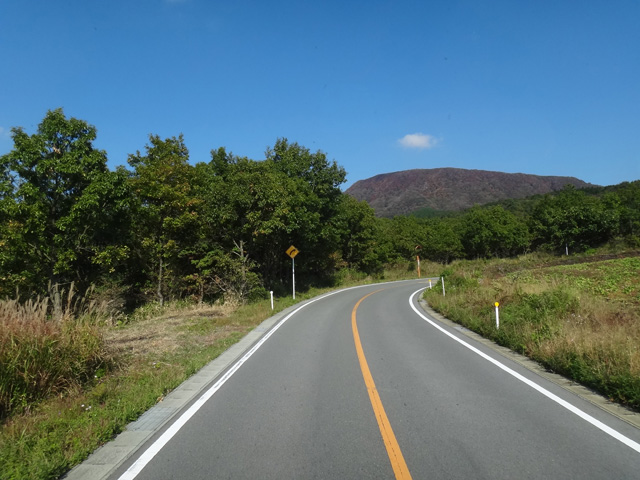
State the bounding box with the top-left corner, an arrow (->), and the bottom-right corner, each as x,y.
0,156 -> 18,294
265,139 -> 347,284
198,140 -> 352,293
422,218 -> 464,263
610,181 -> 640,242
198,151 -> 302,294
0,109 -> 131,301
127,134 -> 200,305
335,195 -> 385,274
379,216 -> 429,262
461,206 -> 530,258
531,186 -> 619,253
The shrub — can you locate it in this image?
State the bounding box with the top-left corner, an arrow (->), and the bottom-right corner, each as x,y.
0,297 -> 110,420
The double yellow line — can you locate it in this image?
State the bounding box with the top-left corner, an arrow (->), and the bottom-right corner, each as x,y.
352,290 -> 413,480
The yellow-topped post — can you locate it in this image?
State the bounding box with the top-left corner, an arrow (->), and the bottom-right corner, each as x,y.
286,245 -> 299,299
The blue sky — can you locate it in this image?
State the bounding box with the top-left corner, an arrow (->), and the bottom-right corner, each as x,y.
1,0 -> 638,189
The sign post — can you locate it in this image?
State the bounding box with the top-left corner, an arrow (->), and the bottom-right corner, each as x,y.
495,302 -> 500,329
286,245 -> 300,299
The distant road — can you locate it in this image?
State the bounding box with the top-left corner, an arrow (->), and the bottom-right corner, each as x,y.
110,280 -> 640,479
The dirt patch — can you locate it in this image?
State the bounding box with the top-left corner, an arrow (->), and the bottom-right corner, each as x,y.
542,251 -> 640,268
104,305 -> 239,360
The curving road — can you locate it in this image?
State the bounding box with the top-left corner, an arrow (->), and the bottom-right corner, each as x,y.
108,279 -> 640,479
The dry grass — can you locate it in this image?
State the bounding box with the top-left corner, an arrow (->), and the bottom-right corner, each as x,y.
104,303 -> 240,359
552,293 -> 640,377
0,297 -> 49,328
0,296 -> 109,420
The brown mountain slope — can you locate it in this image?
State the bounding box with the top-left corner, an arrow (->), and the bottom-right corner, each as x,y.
345,168 -> 593,217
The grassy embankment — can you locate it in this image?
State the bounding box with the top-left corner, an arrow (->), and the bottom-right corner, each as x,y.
424,252 -> 640,410
0,265 -> 417,480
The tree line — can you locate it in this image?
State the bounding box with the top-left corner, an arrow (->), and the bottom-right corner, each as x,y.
1,109 -> 639,309
379,180 -> 639,265
0,109 -> 382,306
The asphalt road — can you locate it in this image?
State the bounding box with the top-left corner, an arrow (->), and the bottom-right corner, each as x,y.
107,279 -> 640,479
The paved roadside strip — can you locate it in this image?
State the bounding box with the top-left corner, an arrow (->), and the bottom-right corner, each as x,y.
63,301 -> 305,480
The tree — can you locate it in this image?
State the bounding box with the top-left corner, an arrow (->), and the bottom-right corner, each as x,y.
0,109 -> 131,302
461,206 -> 530,258
266,138 -> 346,199
127,134 -> 200,305
198,151 -> 302,294
609,181 -> 640,241
266,139 -> 347,282
197,140 -> 352,292
379,216 -> 429,262
531,186 -> 619,253
422,218 -> 464,263
335,195 -> 385,274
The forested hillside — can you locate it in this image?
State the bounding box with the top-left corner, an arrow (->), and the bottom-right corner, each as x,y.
384,180 -> 640,262
346,167 -> 592,217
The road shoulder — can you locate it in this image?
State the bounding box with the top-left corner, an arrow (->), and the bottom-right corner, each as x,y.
418,298 -> 640,430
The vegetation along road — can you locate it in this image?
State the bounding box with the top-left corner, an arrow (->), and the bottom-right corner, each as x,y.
103,279 -> 640,480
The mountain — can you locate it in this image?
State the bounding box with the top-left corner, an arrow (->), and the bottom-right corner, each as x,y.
345,168 -> 593,217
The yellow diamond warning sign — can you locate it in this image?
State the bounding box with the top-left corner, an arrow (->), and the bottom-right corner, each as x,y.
286,245 -> 300,259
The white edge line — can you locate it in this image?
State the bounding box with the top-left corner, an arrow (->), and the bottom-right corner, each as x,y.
409,288 -> 640,454
118,280 -> 419,479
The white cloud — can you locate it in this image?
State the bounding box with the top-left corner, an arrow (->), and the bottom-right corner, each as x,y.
398,133 -> 439,149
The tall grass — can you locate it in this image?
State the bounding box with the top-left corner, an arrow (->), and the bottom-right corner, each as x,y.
425,255 -> 640,410
0,292 -> 110,420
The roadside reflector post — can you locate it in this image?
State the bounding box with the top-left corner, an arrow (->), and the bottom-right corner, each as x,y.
495,302 -> 500,329
441,276 -> 446,297
270,291 -> 274,310
429,279 -> 432,289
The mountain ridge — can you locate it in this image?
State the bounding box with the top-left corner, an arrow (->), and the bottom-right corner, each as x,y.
346,167 -> 594,217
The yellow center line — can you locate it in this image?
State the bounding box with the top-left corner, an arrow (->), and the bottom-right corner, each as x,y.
352,290 -> 413,480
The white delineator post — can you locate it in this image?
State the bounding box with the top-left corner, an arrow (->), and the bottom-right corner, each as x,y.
495,302 -> 500,329
270,291 -> 274,310
441,276 -> 446,297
